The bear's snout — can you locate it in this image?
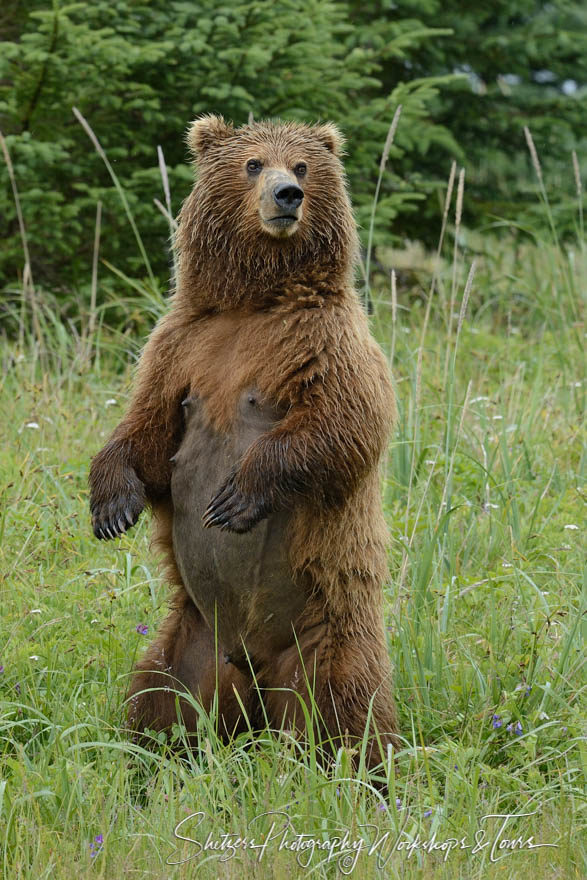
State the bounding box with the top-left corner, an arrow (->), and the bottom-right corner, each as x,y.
258,170 -> 304,238
273,183 -> 304,212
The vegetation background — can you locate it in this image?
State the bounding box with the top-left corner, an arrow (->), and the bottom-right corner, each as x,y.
0,1 -> 585,878
1,0 -> 586,293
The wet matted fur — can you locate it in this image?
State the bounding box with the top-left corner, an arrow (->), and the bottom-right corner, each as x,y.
89,115 -> 399,764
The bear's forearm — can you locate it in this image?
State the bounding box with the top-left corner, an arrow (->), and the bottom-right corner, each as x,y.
99,315 -> 193,490
239,323 -> 394,511
89,313 -> 192,538
89,399 -> 184,539
89,398 -> 185,539
238,406 -> 387,509
202,389 -> 390,534
94,418 -> 179,500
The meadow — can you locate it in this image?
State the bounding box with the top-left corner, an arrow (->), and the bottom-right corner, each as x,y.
0,152 -> 585,879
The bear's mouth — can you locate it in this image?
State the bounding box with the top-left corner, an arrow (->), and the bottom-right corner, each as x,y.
266,215 -> 298,227
260,212 -> 301,238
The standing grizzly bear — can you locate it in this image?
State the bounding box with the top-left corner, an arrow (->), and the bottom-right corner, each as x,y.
89,115 -> 399,763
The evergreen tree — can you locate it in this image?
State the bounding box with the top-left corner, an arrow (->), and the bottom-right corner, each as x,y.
0,0 -> 458,291
1,0 -> 583,297
348,0 -> 587,236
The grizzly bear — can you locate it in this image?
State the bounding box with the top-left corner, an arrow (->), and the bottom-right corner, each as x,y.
89,115 -> 399,765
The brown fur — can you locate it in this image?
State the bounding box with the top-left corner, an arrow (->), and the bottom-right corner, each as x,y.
90,116 -> 399,765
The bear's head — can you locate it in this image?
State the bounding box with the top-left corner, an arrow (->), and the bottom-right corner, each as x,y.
177,115 -> 358,307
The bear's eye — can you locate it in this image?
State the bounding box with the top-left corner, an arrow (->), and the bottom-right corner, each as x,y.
294,162 -> 307,177
246,159 -> 263,174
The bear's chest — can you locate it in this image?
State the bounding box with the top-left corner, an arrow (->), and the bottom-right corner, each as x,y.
170,389 -> 305,666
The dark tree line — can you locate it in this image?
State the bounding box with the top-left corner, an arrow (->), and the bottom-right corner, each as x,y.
0,0 -> 584,295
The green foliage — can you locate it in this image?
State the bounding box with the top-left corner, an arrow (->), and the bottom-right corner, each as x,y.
349,0 -> 587,237
0,0 -> 585,305
0,0 -> 460,294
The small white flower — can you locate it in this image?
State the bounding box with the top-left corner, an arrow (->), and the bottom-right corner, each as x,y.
502,562 -> 513,568
29,655 -> 39,661
538,711 -> 550,720
91,618 -> 99,624
30,609 -> 42,614
471,396 -> 490,404
25,422 -> 40,429
492,415 -> 503,421
564,524 -> 579,531
105,398 -> 117,407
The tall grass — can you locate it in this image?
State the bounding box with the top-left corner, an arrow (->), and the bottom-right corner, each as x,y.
0,126 -> 584,878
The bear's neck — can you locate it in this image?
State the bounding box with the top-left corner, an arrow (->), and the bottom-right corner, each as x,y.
175,240 -> 356,315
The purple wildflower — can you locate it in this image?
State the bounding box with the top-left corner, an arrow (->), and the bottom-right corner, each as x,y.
396,798 -> 402,809
492,714 -> 503,729
377,802 -> 387,811
506,721 -> 523,736
136,624 -> 148,635
14,682 -> 20,694
89,834 -> 103,858
0,664 -> 4,674
423,809 -> 433,817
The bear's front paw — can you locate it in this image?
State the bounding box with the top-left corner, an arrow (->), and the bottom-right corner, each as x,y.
90,469 -> 146,540
202,474 -> 270,534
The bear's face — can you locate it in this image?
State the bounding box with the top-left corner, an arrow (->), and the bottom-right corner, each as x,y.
185,115 -> 355,265
248,162 -> 305,241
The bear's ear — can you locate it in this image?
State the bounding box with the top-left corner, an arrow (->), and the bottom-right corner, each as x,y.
187,115 -> 234,157
313,122 -> 345,156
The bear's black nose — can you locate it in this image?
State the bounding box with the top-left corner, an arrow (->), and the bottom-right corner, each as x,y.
273,183 -> 304,211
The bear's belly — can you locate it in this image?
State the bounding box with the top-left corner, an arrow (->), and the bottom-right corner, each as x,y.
170,389 -> 305,667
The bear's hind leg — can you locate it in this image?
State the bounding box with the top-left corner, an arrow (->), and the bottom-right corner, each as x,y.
264,620 -> 398,769
127,587 -> 255,741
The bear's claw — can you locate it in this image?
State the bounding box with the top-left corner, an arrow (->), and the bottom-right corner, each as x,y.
93,508 -> 131,540
90,479 -> 146,541
203,475 -> 269,534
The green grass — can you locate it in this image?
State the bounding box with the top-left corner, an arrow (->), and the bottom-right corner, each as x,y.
1,212 -> 585,878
